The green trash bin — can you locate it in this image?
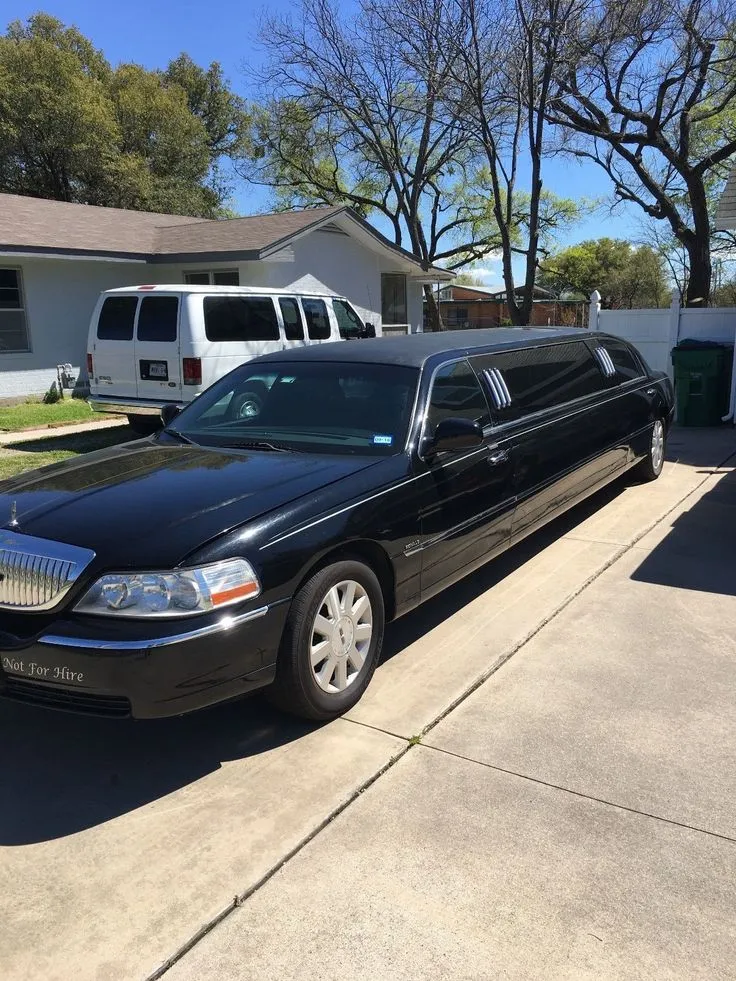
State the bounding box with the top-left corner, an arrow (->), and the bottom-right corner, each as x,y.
671,340 -> 734,427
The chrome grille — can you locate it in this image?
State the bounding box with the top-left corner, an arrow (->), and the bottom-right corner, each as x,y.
0,531 -> 95,611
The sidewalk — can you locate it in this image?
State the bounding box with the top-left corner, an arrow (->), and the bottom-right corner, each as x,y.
165,433 -> 736,981
0,416 -> 127,446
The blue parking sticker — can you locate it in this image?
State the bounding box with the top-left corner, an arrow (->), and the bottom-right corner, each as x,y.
373,434 -> 393,445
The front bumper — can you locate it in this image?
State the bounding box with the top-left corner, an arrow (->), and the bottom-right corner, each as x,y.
0,602 -> 289,719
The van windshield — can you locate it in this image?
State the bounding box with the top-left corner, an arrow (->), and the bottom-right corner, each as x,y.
164,361 -> 419,456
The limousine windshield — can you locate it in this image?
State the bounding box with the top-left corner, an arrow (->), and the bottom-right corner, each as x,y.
164,360 -> 419,455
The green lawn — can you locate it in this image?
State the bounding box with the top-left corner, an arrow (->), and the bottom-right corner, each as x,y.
0,397 -> 111,432
0,426 -> 134,481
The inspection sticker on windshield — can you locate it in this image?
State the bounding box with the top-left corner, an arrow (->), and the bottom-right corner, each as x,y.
373,434 -> 393,445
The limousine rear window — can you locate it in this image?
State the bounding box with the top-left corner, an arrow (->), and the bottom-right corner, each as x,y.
204,296 -> 279,342
603,339 -> 645,380
479,341 -> 604,417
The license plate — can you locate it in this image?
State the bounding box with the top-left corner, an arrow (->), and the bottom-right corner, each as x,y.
148,362 -> 167,379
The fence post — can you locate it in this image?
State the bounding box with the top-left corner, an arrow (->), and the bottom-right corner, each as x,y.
588,290 -> 601,330
667,291 -> 681,382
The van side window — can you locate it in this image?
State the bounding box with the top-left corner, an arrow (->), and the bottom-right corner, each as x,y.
279,298 -> 304,340
332,299 -> 363,339
601,339 -> 645,381
137,296 -> 178,342
426,360 -> 491,435
484,342 -> 604,417
97,296 -> 137,341
302,299 -> 331,340
203,296 -> 279,342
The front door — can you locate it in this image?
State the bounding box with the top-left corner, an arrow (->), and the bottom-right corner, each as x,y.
134,293 -> 182,402
418,359 -> 515,597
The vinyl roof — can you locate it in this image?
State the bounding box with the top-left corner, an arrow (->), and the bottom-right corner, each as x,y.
255,327 -> 584,368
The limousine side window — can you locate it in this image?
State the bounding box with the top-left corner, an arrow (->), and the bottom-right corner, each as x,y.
479,342 -> 604,419
279,298 -> 305,340
601,339 -> 645,381
426,360 -> 491,436
203,296 -> 280,342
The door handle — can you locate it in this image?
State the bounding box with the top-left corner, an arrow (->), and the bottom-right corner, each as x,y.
646,388 -> 656,396
487,448 -> 510,466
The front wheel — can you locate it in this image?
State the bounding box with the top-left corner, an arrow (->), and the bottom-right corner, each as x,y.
270,560 -> 385,720
634,418 -> 666,482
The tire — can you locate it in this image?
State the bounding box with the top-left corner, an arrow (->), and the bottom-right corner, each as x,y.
230,390 -> 263,420
126,414 -> 161,435
634,417 -> 666,482
270,560 -> 385,721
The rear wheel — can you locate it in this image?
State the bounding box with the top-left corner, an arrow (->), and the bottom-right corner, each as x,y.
634,418 -> 666,482
126,414 -> 161,435
270,560 -> 385,720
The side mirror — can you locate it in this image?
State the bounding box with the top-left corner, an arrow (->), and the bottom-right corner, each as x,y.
160,403 -> 182,427
360,322 -> 376,339
422,417 -> 484,458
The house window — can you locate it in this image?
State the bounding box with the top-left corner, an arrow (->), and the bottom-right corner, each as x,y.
381,274 -> 407,325
0,268 -> 30,352
184,270 -> 240,286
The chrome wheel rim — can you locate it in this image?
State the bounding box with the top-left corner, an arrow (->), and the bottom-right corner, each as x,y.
310,580 -> 373,693
238,399 -> 260,419
651,419 -> 665,472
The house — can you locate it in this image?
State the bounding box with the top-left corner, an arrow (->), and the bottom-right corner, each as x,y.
0,194 -> 451,398
428,284 -> 587,329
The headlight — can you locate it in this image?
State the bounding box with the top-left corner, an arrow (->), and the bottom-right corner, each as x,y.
74,558 -> 260,618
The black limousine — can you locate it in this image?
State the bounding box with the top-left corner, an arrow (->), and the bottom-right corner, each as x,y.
0,328 -> 673,720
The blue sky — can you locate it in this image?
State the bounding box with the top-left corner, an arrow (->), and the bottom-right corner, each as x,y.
8,1 -> 642,285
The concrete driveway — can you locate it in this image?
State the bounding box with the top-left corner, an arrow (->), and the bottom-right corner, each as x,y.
2,427 -> 735,981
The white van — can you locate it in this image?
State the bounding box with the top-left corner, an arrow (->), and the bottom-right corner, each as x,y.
87,285 -> 378,432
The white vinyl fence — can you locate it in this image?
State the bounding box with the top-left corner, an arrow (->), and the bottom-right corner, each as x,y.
588,290 -> 736,422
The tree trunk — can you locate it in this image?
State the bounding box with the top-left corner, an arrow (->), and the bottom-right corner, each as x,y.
683,176 -> 712,307
423,285 -> 444,332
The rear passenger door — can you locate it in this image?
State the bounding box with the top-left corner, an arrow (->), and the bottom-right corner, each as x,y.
418,360 -> 515,596
91,294 -> 138,399
278,297 -> 307,350
588,337 -> 651,457
477,341 -> 611,542
135,294 -> 181,402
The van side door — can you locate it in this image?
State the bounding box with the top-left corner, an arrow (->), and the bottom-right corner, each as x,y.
417,359 -> 515,598
278,297 -> 307,351
476,341 -> 611,543
300,298 -> 333,345
89,294 -> 138,400
134,293 -> 182,402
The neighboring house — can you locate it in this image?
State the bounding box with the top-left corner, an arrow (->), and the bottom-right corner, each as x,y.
0,194 -> 451,398
715,165 -> 736,230
428,284 -> 587,329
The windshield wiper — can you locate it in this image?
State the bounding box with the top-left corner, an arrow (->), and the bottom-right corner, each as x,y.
229,439 -> 292,453
163,428 -> 198,446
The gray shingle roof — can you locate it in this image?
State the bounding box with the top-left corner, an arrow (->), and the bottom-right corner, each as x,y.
715,165 -> 736,231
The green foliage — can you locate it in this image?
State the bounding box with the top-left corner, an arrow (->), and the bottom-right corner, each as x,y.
0,14 -> 247,216
538,238 -> 669,309
42,382 -> 61,405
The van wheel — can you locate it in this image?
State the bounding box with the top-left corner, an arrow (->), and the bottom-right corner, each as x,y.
126,414 -> 161,435
270,560 -> 385,721
231,391 -> 263,420
634,418 -> 666,482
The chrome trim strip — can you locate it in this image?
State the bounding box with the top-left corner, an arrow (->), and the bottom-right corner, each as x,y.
484,368 -> 504,410
495,370 -> 512,407
37,605 -> 270,650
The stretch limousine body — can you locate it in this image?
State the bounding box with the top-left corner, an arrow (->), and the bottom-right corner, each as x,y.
0,328 -> 674,720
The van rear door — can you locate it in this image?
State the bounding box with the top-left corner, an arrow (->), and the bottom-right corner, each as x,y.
134,293 -> 182,402
90,294 -> 139,399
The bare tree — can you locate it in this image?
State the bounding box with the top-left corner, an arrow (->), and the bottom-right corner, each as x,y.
546,0 -> 736,307
244,0 -> 503,330
439,0 -> 581,326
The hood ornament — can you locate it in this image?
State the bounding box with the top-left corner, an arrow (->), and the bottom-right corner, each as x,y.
8,500 -> 19,529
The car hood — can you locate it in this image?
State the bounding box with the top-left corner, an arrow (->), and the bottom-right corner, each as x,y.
0,439 -> 380,569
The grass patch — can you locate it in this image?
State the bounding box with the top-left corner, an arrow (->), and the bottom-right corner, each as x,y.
0,398 -> 111,432
0,426 -> 134,481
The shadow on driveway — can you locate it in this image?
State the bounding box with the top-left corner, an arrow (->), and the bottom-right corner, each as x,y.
631,465 -> 736,597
